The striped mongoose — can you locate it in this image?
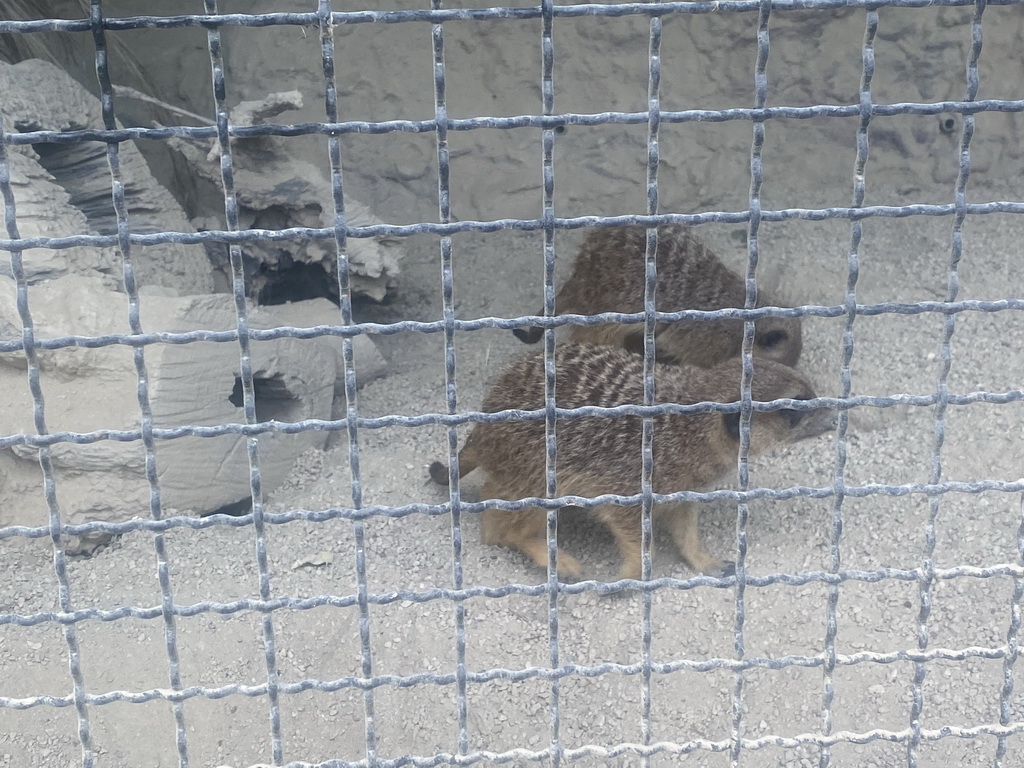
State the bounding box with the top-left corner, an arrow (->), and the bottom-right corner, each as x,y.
430,344 -> 834,580
513,224 -> 802,368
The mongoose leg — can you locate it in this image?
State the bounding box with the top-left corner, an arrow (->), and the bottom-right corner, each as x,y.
595,504 -> 646,581
661,502 -> 735,578
479,479 -> 582,580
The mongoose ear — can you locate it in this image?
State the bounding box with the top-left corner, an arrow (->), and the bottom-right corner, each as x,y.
625,331 -> 682,364
513,326 -> 544,344
779,408 -> 805,427
723,411 -> 741,441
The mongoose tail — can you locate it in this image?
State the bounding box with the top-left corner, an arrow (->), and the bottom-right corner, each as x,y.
428,446 -> 480,485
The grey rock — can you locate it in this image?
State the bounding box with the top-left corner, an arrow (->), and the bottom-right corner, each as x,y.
0,275 -> 385,534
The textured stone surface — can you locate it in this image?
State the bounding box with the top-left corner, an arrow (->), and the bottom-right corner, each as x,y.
170,96 -> 404,303
0,149 -> 121,288
6,4 -> 1018,296
205,2 -> 1024,220
0,59 -> 215,295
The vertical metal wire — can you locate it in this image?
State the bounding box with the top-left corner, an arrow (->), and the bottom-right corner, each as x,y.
962,7 -> 1022,764
88,1 -> 189,764
539,0 -> 563,766
639,5 -> 663,765
0,86 -> 97,768
203,2 -> 283,762
427,0 -> 471,757
732,2 -> 772,765
316,3 -> 379,765
998,492 -> 1024,768
907,1 -> 984,765
817,10 -> 876,768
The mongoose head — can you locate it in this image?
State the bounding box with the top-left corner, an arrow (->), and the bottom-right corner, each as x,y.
622,313 -> 804,369
514,224 -> 806,371
709,357 -> 835,454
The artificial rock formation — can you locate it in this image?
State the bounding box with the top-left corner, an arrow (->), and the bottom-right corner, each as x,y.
0,56 -> 393,550
0,275 -> 385,548
0,58 -> 215,295
169,91 -> 404,304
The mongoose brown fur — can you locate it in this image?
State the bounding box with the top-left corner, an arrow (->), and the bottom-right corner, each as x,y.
430,344 -> 834,581
513,224 -> 803,368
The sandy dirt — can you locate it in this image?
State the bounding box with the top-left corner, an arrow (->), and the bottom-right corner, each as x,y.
4,188 -> 1024,767
3,2 -> 1024,767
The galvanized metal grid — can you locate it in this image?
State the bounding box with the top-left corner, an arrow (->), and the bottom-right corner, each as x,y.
0,2 -> 1023,767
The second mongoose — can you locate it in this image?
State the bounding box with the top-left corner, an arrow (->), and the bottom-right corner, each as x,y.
430,344 -> 833,581
513,224 -> 803,368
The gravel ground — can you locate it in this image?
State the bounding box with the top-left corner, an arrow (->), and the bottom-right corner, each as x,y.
2,182 -> 1024,767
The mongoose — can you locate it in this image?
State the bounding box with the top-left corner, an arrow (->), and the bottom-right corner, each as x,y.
513,224 -> 803,368
429,344 -> 834,581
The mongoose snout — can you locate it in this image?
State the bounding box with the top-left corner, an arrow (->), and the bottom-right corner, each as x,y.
430,344 -> 833,581
513,224 -> 802,369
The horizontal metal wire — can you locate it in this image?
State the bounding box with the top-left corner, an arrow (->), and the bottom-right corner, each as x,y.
3,477 -> 1022,544
2,388 -> 1022,452
4,97 -> 1024,149
0,639 -> 1015,710
2,300 -> 1024,355
4,201 -> 1024,256
3,560 -> 1023,631
0,0 -> 1023,35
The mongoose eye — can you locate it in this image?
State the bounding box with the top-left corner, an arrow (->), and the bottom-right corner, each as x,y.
726,408 -> 806,438
759,330 -> 788,348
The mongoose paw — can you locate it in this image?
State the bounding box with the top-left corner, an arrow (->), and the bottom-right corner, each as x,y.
711,560 -> 736,579
599,578 -> 641,600
596,566 -> 644,599
601,587 -> 635,600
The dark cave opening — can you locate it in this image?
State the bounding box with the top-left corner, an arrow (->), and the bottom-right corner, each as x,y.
257,260 -> 339,306
228,372 -> 301,423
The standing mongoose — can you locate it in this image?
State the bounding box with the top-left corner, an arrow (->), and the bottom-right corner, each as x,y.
513,224 -> 803,368
430,344 -> 834,581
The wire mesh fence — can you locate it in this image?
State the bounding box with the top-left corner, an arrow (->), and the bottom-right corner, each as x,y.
1,2 -> 1024,767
